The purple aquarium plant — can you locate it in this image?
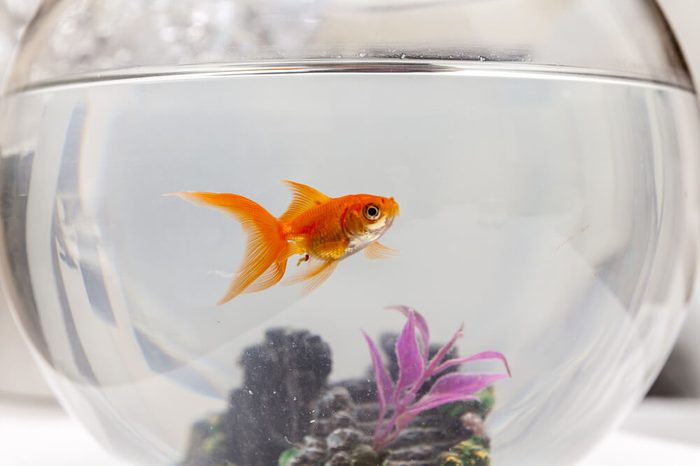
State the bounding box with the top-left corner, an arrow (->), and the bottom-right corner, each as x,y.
362,306 -> 510,451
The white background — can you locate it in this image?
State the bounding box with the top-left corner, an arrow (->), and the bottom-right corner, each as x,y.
1,1 -> 699,465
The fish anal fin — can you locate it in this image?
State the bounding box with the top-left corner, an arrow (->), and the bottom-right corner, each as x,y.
364,241 -> 398,260
285,259 -> 339,294
280,180 -> 332,222
302,261 -> 339,294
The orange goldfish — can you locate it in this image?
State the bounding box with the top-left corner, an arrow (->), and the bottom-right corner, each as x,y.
176,181 -> 400,304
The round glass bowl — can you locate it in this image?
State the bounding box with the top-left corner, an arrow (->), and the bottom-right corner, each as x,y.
1,1 -> 699,465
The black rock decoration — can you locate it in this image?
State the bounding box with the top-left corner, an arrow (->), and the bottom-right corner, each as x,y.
183,328 -> 332,466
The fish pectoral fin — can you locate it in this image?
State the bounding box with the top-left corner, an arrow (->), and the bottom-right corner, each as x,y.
285,259 -> 339,294
364,241 -> 398,259
279,180 -> 332,222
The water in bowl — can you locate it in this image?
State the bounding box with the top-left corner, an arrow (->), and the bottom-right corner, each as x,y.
1,61 -> 698,466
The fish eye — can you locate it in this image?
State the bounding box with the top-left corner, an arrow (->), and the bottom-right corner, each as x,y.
363,203 -> 381,221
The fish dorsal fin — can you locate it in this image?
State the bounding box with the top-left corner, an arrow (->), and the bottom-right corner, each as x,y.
280,180 -> 331,221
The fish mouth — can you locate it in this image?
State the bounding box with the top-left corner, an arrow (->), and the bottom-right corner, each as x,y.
388,197 -> 400,217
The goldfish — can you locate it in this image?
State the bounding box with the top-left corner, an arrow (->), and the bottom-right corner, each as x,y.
176,181 -> 400,304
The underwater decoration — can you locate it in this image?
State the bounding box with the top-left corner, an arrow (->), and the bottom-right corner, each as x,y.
175,181 -> 400,303
183,307 -> 509,466
363,306 -> 510,451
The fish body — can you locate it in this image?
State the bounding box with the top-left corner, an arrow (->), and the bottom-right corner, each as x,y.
177,181 -> 399,304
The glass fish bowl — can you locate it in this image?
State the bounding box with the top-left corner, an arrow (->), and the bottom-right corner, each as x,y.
1,1 -> 699,465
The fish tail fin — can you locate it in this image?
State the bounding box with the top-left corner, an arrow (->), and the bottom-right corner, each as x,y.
176,192 -> 287,304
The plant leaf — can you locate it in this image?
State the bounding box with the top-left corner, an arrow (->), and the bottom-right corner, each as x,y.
436,350 -> 511,376
390,305 -> 430,360
406,393 -> 480,418
363,331 -> 394,419
395,411 -> 418,431
425,323 -> 464,376
394,310 -> 425,397
407,372 -> 508,415
429,372 -> 508,396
